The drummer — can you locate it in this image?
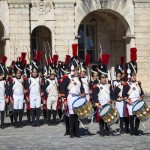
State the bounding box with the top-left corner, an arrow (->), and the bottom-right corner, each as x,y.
113,58 -> 129,134
62,44 -> 85,138
122,48 -> 144,136
92,61 -> 114,136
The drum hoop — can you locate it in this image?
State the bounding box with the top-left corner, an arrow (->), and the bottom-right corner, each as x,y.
132,100 -> 145,112
99,104 -> 111,116
72,97 -> 87,109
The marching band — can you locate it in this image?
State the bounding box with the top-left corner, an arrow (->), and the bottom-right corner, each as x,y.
0,44 -> 150,138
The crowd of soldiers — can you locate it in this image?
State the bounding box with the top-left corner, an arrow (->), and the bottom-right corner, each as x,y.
0,44 -> 145,138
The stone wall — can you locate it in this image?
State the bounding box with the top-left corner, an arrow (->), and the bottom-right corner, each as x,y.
134,0 -> 150,96
53,0 -> 76,61
8,0 -> 30,63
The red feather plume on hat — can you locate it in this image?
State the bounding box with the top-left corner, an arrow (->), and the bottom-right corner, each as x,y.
35,51 -> 42,62
52,55 -> 59,65
1,56 -> 7,65
101,54 -> 110,65
72,44 -> 78,57
120,56 -> 125,65
130,48 -> 137,62
65,55 -> 71,64
21,52 -> 26,62
85,53 -> 91,66
47,57 -> 52,65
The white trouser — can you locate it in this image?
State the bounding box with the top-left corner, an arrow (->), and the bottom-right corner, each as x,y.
127,104 -> 134,116
13,94 -> 24,109
30,94 -> 41,108
47,96 -> 58,110
116,101 -> 127,117
0,99 -> 5,111
67,94 -> 79,115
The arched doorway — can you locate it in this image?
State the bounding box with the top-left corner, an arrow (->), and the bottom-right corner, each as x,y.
78,10 -> 129,66
31,26 -> 52,62
0,21 -> 5,57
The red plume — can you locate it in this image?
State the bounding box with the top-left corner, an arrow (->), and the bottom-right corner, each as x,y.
65,55 -> 71,64
1,56 -> 7,65
85,53 -> 91,66
130,48 -> 137,62
21,52 -> 26,62
120,56 -> 125,65
101,54 -> 110,65
72,44 -> 78,57
52,55 -> 59,65
47,57 -> 51,65
35,51 -> 42,62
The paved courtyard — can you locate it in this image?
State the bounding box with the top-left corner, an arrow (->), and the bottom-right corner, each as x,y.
0,114 -> 150,150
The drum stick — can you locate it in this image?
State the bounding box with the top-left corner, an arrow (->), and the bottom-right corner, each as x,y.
78,119 -> 87,130
141,121 -> 145,130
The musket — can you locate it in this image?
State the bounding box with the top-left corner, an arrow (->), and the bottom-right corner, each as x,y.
44,42 -> 48,65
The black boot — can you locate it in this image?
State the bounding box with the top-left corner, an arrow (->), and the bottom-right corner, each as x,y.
64,116 -> 70,136
99,119 -> 105,136
58,109 -> 63,121
36,108 -> 41,127
47,109 -> 52,126
9,111 -> 14,126
1,111 -> 5,129
119,117 -> 124,134
52,110 -> 57,126
129,115 -> 135,135
43,109 -> 47,124
69,114 -> 75,138
74,114 -> 80,138
124,117 -> 130,134
135,117 -> 140,136
14,109 -> 18,128
18,109 -> 23,128
31,108 -> 36,127
27,109 -> 31,125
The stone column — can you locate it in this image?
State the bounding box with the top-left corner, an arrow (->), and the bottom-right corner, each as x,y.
133,0 -> 150,96
8,0 -> 30,63
53,0 -> 76,61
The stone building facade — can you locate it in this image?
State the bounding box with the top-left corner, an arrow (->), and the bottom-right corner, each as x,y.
0,0 -> 150,95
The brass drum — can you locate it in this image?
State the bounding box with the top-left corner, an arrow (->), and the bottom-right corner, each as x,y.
72,97 -> 94,119
99,104 -> 119,126
133,100 -> 150,121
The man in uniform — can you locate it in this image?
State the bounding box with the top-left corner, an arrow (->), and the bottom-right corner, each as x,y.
92,56 -> 114,136
0,56 -> 9,129
122,48 -> 144,136
9,61 -> 27,128
26,52 -> 43,127
44,55 -> 59,126
113,57 -> 129,134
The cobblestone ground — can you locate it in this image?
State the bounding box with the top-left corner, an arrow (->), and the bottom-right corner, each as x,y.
0,114 -> 150,150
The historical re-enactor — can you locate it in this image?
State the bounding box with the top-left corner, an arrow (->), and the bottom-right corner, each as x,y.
0,56 -> 9,129
26,52 -> 43,127
113,57 -> 129,134
9,60 -> 28,128
92,54 -> 114,136
122,48 -> 144,136
44,55 -> 59,126
60,44 -> 85,138
59,55 -> 71,136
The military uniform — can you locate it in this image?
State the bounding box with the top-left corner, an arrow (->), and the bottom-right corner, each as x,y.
0,56 -> 9,129
9,61 -> 27,128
